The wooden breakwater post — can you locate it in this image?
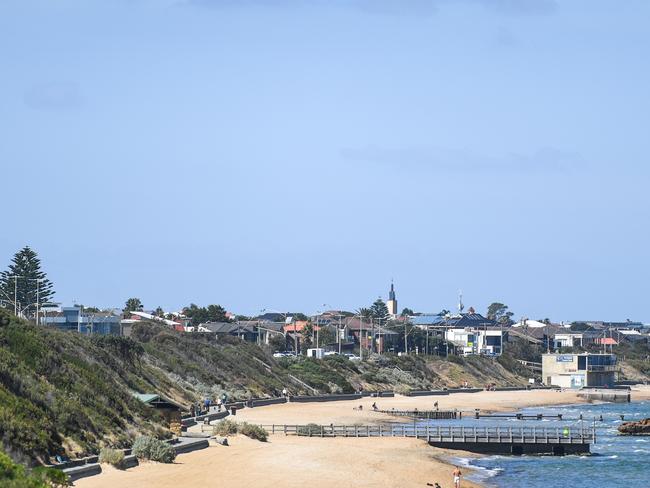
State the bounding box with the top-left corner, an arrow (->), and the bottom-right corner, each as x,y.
378,409 -> 459,420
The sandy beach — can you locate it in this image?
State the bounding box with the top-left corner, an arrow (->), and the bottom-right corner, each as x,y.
76,387 -> 650,488
233,389 -> 586,425
77,436 -> 481,488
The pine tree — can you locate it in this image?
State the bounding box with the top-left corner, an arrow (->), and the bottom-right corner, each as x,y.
370,298 -> 389,320
0,246 -> 54,315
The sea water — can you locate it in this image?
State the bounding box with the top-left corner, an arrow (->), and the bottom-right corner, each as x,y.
454,400 -> 650,488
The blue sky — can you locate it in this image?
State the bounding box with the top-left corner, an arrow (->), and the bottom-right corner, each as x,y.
1,0 -> 648,321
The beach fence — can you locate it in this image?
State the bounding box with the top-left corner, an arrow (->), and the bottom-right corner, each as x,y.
258,424 -> 595,456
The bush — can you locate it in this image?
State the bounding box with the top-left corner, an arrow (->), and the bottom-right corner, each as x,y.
98,448 -> 125,468
238,423 -> 268,442
0,449 -> 70,487
297,423 -> 322,436
212,419 -> 238,437
132,436 -> 176,463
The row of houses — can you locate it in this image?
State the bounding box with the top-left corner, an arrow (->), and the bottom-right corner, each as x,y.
37,304 -> 649,361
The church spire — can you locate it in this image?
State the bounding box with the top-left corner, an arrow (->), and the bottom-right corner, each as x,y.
387,280 -> 397,316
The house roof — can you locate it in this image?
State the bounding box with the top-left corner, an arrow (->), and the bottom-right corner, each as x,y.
132,393 -> 185,410
445,313 -> 496,328
283,321 -> 320,333
596,337 -> 618,345
410,314 -> 445,326
199,321 -> 256,334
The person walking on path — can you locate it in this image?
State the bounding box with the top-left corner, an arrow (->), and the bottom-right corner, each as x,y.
452,466 -> 462,488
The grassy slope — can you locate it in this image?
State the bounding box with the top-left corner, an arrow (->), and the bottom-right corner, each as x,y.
0,310 -> 530,463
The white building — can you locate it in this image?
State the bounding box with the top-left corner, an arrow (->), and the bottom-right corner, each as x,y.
445,328 -> 504,356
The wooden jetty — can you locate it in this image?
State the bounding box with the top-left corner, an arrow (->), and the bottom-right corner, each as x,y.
260,424 -> 595,456
476,412 -> 566,420
378,409 -> 459,419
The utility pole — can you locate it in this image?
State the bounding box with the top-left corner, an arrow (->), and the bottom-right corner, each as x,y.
425,325 -> 429,355
29,278 -> 42,325
404,321 -> 408,355
338,314 -> 342,355
9,275 -> 23,316
358,314 -> 364,360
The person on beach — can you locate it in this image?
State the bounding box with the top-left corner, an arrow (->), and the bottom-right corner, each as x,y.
452,466 -> 462,488
282,387 -> 288,397
372,402 -> 378,411
434,401 -> 439,411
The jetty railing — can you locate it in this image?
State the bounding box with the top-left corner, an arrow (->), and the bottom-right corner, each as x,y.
258,424 -> 596,444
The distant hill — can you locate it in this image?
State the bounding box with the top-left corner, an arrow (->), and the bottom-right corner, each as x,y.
0,309 -> 531,464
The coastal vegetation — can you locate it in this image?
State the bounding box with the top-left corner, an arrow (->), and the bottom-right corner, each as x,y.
0,450 -> 69,487
237,423 -> 268,442
131,436 -> 176,463
97,448 -> 125,469
212,420 -> 239,436
212,420 -> 268,441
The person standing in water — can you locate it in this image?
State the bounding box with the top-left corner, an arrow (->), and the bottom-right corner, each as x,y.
452,466 -> 462,487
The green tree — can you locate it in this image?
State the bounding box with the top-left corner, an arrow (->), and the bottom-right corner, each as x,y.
154,306 -> 165,317
317,325 -> 336,346
268,334 -> 287,352
123,298 -> 143,316
487,302 -> 514,324
183,303 -> 229,327
301,322 -> 314,350
0,246 -> 54,316
369,298 -> 389,320
356,308 -> 372,319
401,307 -> 414,316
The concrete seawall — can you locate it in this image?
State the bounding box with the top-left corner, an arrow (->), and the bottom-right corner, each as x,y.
247,397 -> 288,408
290,393 -> 363,402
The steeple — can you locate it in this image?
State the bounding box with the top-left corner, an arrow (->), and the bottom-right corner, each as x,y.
387,280 -> 397,316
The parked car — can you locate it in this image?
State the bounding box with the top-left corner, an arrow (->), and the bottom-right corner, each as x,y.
343,353 -> 361,361
273,352 -> 293,358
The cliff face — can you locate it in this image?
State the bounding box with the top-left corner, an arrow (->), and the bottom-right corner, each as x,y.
0,310 -> 529,463
618,418 -> 650,435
